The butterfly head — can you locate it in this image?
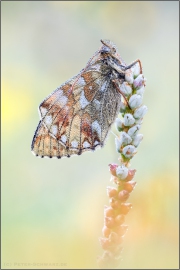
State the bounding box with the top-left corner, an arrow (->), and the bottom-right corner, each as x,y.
100,39 -> 117,55
100,39 -> 125,72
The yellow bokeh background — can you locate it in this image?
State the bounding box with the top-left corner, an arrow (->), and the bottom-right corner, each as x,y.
2,1 -> 179,269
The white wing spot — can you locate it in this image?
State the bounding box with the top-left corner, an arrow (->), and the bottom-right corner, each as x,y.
78,77 -> 86,86
45,115 -> 52,126
71,140 -> 78,148
61,135 -> 67,143
40,107 -> 48,117
51,125 -> 58,136
83,141 -> 91,148
92,64 -> 101,72
94,140 -> 99,146
58,89 -> 63,97
59,95 -> 68,107
92,120 -> 101,137
100,81 -> 107,92
93,99 -> 100,110
80,91 -> 89,109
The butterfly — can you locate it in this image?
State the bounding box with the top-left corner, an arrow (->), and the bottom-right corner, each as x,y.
31,39 -> 142,159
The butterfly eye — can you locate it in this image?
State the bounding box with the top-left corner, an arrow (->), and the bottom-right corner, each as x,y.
100,50 -> 107,55
101,46 -> 110,55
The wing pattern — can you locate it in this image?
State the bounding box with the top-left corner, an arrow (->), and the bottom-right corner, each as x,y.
31,48 -> 122,158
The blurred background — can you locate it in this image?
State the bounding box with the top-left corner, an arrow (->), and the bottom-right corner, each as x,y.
2,1 -> 179,269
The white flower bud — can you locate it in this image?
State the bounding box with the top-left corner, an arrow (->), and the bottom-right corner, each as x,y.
132,134 -> 143,147
124,113 -> 135,126
129,94 -> 142,109
115,137 -> 121,153
133,63 -> 141,77
128,124 -> 141,138
134,105 -> 148,119
120,132 -> 132,146
122,145 -> 136,159
120,82 -> 132,96
136,85 -> 145,96
133,74 -> 144,89
116,165 -> 128,180
115,118 -> 124,131
125,69 -> 134,84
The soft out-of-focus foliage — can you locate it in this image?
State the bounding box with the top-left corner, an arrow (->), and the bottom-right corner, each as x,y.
2,1 -> 178,269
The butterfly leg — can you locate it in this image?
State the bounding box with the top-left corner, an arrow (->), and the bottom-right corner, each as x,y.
125,59 -> 142,74
112,79 -> 131,109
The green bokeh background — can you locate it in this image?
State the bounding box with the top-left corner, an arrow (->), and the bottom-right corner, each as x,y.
2,1 -> 179,269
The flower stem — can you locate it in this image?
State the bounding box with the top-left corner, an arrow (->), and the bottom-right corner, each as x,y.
98,60 -> 147,269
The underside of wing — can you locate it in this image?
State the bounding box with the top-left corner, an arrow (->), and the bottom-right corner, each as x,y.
31,58 -> 121,158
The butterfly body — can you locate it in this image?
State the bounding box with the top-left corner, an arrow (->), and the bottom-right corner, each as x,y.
31,40 -> 140,159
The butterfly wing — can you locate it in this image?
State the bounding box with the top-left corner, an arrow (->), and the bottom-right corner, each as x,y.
31,60 -> 121,158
